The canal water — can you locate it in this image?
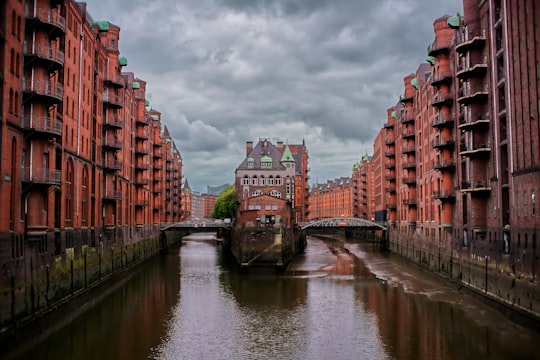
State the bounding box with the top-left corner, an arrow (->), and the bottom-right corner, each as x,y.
4,233 -> 540,360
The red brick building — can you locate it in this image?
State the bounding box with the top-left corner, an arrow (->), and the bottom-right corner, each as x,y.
235,138 -> 309,228
309,177 -> 353,220
0,0 -> 183,271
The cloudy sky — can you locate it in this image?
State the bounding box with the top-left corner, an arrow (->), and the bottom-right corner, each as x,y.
87,0 -> 462,193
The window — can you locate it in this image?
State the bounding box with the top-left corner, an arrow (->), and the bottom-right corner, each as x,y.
251,176 -> 258,186
10,49 -> 14,74
268,176 -> 274,185
247,160 -> 253,168
251,190 -> 263,197
524,191 -> 528,217
275,176 -> 282,185
259,176 -> 265,186
532,191 -> 536,216
516,192 -> 520,217
269,190 -> 281,198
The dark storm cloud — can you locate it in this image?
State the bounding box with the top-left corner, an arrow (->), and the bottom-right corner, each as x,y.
87,0 -> 462,191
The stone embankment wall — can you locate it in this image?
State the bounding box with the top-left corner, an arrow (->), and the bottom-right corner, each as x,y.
0,230 -> 183,337
387,233 -> 540,327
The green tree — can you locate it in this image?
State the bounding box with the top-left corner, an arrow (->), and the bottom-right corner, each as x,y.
211,185 -> 236,219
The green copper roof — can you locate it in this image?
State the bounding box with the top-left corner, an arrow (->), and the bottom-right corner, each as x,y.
280,144 -> 295,162
391,110 -> 397,119
145,99 -> 150,107
411,77 -> 418,89
95,21 -> 109,32
447,15 -> 460,29
260,155 -> 272,163
151,115 -> 159,121
118,56 -> 127,66
132,81 -> 140,89
426,55 -> 436,65
362,152 -> 370,161
247,157 -> 254,162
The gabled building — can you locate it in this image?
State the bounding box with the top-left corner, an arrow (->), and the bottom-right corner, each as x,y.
235,138 -> 307,229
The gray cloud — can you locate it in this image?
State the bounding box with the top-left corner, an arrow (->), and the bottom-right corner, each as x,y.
88,0 -> 462,192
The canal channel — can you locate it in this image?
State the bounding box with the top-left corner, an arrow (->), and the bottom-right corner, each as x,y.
3,233 -> 540,360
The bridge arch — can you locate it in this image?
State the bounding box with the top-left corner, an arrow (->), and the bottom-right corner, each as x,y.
299,217 -> 386,231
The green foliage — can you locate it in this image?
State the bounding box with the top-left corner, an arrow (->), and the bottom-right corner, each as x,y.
211,185 -> 236,219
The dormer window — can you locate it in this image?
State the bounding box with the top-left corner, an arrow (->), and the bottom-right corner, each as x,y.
260,155 -> 272,168
247,157 -> 254,168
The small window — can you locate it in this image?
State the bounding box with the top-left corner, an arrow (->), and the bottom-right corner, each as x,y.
532,191 -> 536,216
260,176 -> 265,186
242,176 -> 249,185
275,176 -> 282,185
251,176 -> 258,186
268,176 -> 274,185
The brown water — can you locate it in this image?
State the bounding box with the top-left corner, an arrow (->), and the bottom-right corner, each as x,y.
4,233 -> 540,360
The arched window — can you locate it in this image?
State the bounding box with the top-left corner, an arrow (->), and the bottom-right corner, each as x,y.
15,53 -> 19,77
242,176 -> 249,185
11,10 -> 16,35
259,175 -> 265,186
14,92 -> 18,116
268,176 -> 274,185
275,176 -> 282,185
8,89 -> 13,113
251,175 -> 258,186
65,159 -> 75,226
81,166 -> 89,226
17,16 -> 21,40
10,48 -> 15,74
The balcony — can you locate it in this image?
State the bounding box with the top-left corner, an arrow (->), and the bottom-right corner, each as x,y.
136,116 -> 149,126
136,143 -> 150,155
432,137 -> 455,149
385,161 -> 395,169
103,73 -> 125,87
433,190 -> 456,202
460,180 -> 491,194
432,92 -> 453,108
102,93 -> 124,108
402,162 -> 416,170
103,158 -> 122,171
103,190 -> 122,201
402,128 -> 415,139
403,198 -> 417,206
21,115 -> 62,137
457,86 -> 488,105
386,186 -> 396,193
401,115 -> 415,124
24,44 -> 64,68
431,114 -> 454,128
385,151 -> 395,158
402,176 -> 416,185
428,41 -> 450,56
23,79 -> 63,102
384,122 -> 394,129
102,137 -> 122,150
458,113 -> 490,130
385,137 -> 395,145
25,7 -> 66,36
433,159 -> 456,171
136,129 -> 149,140
135,200 -> 149,207
21,167 -> 61,185
457,60 -> 488,79
135,176 -> 149,185
102,115 -> 123,129
387,201 -> 397,210
385,174 -> 396,181
431,71 -> 452,87
455,33 -> 486,54
400,94 -> 414,104
135,161 -> 150,170
459,142 -> 491,157
402,145 -> 416,154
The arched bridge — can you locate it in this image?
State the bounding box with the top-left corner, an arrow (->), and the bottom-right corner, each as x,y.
299,217 -> 386,231
161,220 -> 232,232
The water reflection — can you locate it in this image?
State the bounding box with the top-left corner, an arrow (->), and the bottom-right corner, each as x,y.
5,234 -> 540,360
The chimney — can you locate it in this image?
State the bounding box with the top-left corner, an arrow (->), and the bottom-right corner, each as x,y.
246,141 -> 253,155
277,141 -> 283,149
